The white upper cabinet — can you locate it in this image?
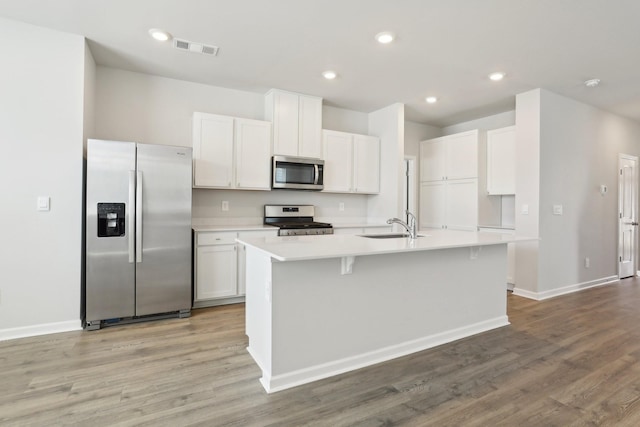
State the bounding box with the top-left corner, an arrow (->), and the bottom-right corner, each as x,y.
234,118 -> 273,190
486,126 -> 516,195
298,95 -> 323,158
265,89 -> 322,158
420,130 -> 478,181
192,112 -> 272,190
323,130 -> 353,193
192,113 -> 234,188
322,130 -> 380,194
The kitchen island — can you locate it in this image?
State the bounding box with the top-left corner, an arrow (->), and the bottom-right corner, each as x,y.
237,229 -> 532,393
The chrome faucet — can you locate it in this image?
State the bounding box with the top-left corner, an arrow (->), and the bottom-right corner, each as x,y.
387,210 -> 418,239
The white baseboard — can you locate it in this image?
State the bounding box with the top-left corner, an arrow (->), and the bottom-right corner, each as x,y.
0,320 -> 82,342
258,316 -> 510,393
512,275 -> 619,301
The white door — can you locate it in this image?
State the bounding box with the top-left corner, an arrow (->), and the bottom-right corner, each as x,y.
619,154 -> 638,279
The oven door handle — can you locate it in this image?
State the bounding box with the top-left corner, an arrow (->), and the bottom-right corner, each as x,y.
314,164 -> 319,185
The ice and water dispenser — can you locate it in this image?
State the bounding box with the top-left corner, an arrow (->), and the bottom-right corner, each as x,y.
97,203 -> 125,237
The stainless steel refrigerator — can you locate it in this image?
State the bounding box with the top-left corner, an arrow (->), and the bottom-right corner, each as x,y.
84,139 -> 192,330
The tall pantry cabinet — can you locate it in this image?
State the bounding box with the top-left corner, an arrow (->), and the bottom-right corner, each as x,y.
419,130 -> 479,230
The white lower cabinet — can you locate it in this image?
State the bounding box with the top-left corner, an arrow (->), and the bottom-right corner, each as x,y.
194,229 -> 277,307
196,244 -> 237,300
420,179 -> 478,231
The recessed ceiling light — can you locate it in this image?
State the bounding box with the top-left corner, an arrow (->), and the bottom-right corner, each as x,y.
425,96 -> 438,104
322,70 -> 337,80
148,28 -> 172,42
584,78 -> 601,88
375,32 -> 395,44
489,72 -> 506,81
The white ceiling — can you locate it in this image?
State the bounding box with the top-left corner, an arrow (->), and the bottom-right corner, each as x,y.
1,0 -> 639,127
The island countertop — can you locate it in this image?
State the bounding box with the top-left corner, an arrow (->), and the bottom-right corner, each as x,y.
236,228 -> 534,262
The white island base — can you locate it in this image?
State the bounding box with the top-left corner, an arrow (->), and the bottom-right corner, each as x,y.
242,235 -> 510,393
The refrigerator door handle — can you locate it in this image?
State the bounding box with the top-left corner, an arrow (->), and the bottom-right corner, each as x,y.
128,170 -> 136,263
136,170 -> 143,263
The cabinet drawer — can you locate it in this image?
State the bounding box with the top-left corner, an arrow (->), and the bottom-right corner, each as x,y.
197,231 -> 238,246
238,230 -> 278,239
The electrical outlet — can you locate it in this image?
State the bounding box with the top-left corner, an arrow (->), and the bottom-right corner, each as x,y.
221,201 -> 229,211
339,202 -> 345,212
585,257 -> 590,268
521,204 -> 529,215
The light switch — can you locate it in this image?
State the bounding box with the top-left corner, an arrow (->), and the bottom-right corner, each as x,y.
221,201 -> 229,211
37,196 -> 50,211
553,205 -> 563,215
521,204 -> 529,215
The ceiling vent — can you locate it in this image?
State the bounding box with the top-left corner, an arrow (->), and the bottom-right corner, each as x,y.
173,38 -> 219,56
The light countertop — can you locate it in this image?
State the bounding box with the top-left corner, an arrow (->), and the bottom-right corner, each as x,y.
236,228 -> 535,262
192,222 -> 390,232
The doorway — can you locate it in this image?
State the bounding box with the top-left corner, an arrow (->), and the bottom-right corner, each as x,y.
618,154 -> 638,279
403,156 -> 417,223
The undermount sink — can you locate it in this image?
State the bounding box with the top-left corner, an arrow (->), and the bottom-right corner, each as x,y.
359,233 -> 426,239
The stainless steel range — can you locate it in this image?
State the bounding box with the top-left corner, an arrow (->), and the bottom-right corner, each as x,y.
264,205 -> 333,236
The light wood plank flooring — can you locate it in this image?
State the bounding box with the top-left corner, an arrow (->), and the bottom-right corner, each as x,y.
4,278 -> 640,426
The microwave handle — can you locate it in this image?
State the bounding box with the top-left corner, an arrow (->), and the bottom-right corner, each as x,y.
314,164 -> 319,185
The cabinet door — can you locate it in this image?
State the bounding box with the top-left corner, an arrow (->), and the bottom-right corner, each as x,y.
270,91 -> 299,156
446,130 -> 478,180
353,135 -> 380,194
322,130 -> 353,193
446,178 -> 478,231
419,181 -> 446,229
298,95 -> 323,158
420,138 -> 446,182
192,113 -> 234,188
487,126 -> 516,195
235,118 -> 272,190
195,244 -> 237,300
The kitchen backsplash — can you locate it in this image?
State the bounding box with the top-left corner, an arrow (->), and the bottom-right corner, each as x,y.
192,188 -> 370,225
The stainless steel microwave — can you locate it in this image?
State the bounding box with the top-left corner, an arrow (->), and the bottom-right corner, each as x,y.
272,155 -> 324,190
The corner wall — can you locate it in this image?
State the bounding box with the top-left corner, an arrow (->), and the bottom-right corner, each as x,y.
0,18 -> 86,339
515,88 -> 640,299
368,104 -> 405,223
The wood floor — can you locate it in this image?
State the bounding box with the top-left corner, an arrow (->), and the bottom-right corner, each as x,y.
4,279 -> 640,426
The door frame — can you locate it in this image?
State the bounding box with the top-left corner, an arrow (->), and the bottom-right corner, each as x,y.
403,156 -> 417,223
618,153 -> 639,279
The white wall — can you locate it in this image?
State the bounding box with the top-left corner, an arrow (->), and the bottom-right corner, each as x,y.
537,89 -> 640,293
368,104 -> 405,223
322,105 -> 369,135
515,88 -> 640,299
0,18 -> 86,338
441,111 -> 515,136
404,121 -> 441,159
514,90 -> 542,295
95,67 -> 265,146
